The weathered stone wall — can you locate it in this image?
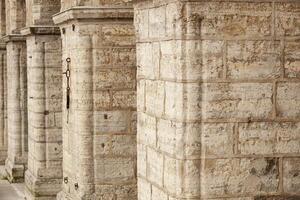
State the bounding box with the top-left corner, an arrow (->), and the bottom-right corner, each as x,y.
26,0 -> 60,27
54,6 -> 137,200
5,0 -> 26,34
24,32 -> 63,200
135,0 -> 300,199
5,38 -> 27,182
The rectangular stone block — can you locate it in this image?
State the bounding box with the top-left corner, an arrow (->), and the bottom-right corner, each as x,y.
94,68 -> 136,90
112,90 -> 136,109
165,82 -> 201,121
189,2 -> 272,38
202,123 -> 234,156
275,3 -> 300,37
227,41 -> 281,79
137,113 -> 156,147
283,158 -> 300,194
277,82 -> 300,118
202,40 -> 224,80
137,144 -> 147,177
94,134 -> 136,157
152,185 -> 168,200
145,80 -> 165,117
94,111 -> 129,134
239,122 -> 300,155
284,40 -> 300,78
137,42 -> 159,80
201,158 -> 279,198
134,9 -> 149,40
203,83 -> 273,120
137,178 -> 151,200
147,148 -> 163,187
149,6 -> 166,38
95,157 -> 135,183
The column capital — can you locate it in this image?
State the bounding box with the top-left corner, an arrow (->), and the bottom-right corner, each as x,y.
53,7 -> 133,26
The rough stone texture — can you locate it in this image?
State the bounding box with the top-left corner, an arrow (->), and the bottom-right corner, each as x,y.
53,5 -> 136,200
5,38 -> 28,183
0,0 -> 298,199
135,0 -> 300,199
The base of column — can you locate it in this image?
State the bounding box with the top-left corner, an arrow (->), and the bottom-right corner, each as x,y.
56,191 -> 74,200
5,158 -> 25,183
25,170 -> 62,200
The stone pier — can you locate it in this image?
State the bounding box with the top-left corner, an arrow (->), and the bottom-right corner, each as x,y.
53,3 -> 137,200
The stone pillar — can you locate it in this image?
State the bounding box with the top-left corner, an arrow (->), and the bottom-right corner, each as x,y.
4,35 -> 27,182
0,42 -> 7,164
135,0 -> 300,199
22,27 -> 63,200
54,6 -> 137,200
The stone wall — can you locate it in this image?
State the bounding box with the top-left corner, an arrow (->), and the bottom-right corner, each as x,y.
135,0 -> 300,199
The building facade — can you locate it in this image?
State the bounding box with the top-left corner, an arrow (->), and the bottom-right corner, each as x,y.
0,0 -> 299,199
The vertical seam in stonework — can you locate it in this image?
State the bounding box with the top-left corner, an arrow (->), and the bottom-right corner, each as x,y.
1,53 -> 4,147
42,42 -> 47,166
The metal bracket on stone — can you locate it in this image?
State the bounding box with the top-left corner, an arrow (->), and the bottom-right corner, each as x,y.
74,183 -> 79,190
63,57 -> 71,123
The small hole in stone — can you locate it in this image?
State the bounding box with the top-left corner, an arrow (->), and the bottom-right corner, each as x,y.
54,147 -> 57,151
104,114 -> 108,119
101,143 -> 105,148
44,110 -> 49,115
62,28 -> 65,34
72,24 -> 75,31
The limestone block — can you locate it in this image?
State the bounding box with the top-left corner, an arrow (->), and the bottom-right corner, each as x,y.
101,25 -> 135,46
227,41 -> 281,79
145,80 -> 164,117
137,144 -> 147,177
239,122 -> 300,155
137,113 -> 156,147
137,80 -> 145,112
277,82 -> 300,118
137,42 -> 159,80
94,157 -> 135,183
152,186 -> 168,200
189,2 -> 273,38
134,9 -> 149,40
275,3 -> 300,37
94,134 -> 136,157
203,83 -> 273,120
138,178 -> 151,200
94,111 -> 129,134
283,158 -> 300,194
202,123 -> 234,156
165,82 -> 201,121
203,40 -> 224,80
147,148 -> 163,187
163,156 -> 182,195
201,158 -> 279,197
93,91 -> 111,110
94,68 -> 136,90
112,90 -> 136,108
284,40 -> 300,78
149,6 -> 166,38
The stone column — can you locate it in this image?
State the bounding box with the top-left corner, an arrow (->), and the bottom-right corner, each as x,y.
135,0 -> 300,199
22,27 -> 63,200
0,42 -> 7,164
4,35 -> 27,182
54,6 -> 137,200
